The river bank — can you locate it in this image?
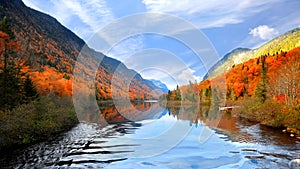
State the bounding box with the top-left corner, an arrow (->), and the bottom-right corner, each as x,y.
231,98 -> 300,139
0,95 -> 78,151
163,100 -> 300,139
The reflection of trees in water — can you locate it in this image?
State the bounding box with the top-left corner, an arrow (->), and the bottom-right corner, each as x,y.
166,104 -> 297,146
166,104 -> 221,126
166,104 -> 254,142
78,102 -> 163,125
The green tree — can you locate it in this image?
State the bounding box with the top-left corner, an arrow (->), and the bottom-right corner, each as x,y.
0,55 -> 23,111
23,74 -> 38,103
255,56 -> 268,103
0,17 -> 26,111
0,16 -> 15,39
167,90 -> 171,100
174,85 -> 181,101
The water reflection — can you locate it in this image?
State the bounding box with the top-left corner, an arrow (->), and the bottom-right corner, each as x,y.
1,102 -> 300,168
166,104 -> 299,146
76,101 -> 163,125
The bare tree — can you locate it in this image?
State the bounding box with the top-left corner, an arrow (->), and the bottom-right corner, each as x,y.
269,59 -> 300,107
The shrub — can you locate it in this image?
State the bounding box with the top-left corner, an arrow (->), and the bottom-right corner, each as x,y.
283,105 -> 300,129
0,95 -> 78,149
235,98 -> 300,130
256,100 -> 285,127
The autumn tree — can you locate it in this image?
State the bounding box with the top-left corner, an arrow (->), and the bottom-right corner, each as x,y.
0,17 -> 23,110
268,59 -> 300,107
0,31 -> 22,110
0,17 -> 38,110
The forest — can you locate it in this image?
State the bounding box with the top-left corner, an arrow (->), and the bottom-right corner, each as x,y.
0,17 -> 78,149
166,45 -> 300,136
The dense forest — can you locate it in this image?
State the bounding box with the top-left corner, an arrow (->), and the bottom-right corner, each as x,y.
0,17 -> 77,149
0,0 -> 162,102
0,17 -> 38,111
166,44 -> 300,135
0,0 -> 163,149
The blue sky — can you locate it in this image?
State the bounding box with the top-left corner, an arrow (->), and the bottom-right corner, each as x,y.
23,0 -> 300,89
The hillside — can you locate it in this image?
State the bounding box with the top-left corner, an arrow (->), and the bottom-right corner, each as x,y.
166,34 -> 300,132
205,27 -> 300,79
0,0 -> 163,100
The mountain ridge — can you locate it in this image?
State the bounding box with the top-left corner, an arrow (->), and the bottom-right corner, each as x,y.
204,27 -> 300,79
0,0 -> 164,100
150,79 -> 169,94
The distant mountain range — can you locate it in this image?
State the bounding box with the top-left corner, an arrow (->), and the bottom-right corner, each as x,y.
204,27 -> 300,79
0,0 -> 166,100
150,79 -> 169,94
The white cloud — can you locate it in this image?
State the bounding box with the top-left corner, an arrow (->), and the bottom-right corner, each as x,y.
142,0 -> 281,28
249,25 -> 278,40
107,36 -> 145,61
23,0 -> 115,40
119,49 -> 202,89
24,0 -> 145,64
61,0 -> 114,32
26,0 -> 288,88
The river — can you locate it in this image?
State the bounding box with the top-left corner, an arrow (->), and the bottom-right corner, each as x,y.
1,102 -> 300,168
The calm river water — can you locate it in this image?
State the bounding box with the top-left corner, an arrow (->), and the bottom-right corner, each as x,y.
1,102 -> 300,168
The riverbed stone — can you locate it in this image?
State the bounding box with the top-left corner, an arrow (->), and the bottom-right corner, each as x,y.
289,159 -> 300,169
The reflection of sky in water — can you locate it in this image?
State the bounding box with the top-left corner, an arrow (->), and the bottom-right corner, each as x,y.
33,103 -> 297,169
6,104 -> 296,168
102,107 -> 297,169
105,111 -> 247,169
127,111 -> 179,139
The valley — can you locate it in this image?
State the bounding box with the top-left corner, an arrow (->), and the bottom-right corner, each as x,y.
1,0 -> 300,168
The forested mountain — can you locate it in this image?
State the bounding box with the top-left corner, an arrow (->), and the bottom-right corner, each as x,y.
166,27 -> 300,131
170,27 -> 300,103
205,28 -> 300,79
0,0 -> 163,100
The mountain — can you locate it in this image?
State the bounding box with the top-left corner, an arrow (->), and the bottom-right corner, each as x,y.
204,27 -> 300,79
203,48 -> 252,79
0,0 -> 163,100
150,79 -> 169,94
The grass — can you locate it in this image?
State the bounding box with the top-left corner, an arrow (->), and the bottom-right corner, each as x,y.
0,95 -> 78,150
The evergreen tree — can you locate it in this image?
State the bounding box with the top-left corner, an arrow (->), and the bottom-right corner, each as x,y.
167,90 -> 171,100
0,16 -> 15,39
255,56 -> 268,103
175,85 -> 181,101
0,52 -> 23,110
0,17 -> 33,111
23,74 -> 38,102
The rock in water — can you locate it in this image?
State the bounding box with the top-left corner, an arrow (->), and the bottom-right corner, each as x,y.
289,159 -> 300,169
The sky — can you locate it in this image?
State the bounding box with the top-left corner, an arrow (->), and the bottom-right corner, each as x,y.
22,0 -> 300,90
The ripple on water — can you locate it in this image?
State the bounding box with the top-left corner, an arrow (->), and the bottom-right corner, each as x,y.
1,109 -> 300,168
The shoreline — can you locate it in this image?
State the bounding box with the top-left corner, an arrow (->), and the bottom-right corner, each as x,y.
161,100 -> 300,139
0,96 -> 78,151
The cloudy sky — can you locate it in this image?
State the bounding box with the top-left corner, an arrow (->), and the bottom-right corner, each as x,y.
23,0 -> 300,89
